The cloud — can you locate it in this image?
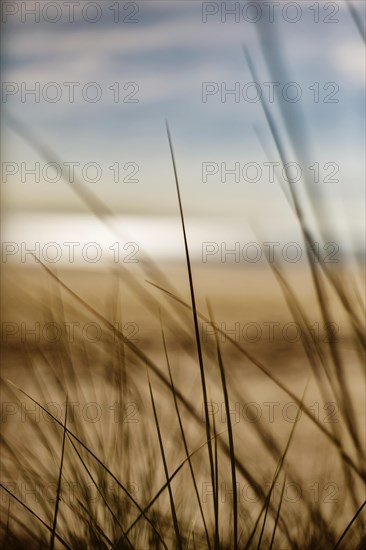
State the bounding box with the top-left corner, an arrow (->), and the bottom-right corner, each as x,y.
1,0 -> 364,222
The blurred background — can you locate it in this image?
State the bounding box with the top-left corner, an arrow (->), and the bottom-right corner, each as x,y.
1,3 -> 365,547
1,0 -> 365,263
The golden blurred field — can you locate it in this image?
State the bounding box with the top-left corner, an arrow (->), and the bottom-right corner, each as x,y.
1,261 -> 365,548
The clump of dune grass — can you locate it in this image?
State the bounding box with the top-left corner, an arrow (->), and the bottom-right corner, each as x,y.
1,11 -> 365,549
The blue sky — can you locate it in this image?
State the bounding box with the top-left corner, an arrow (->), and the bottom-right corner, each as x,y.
1,1 -> 365,253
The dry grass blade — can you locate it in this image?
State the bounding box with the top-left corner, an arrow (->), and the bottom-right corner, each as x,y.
146,366 -> 182,549
146,279 -> 366,482
66,434 -> 134,549
207,302 -> 238,550
258,387 -> 307,548
50,396 -> 68,550
69,495 -> 115,548
267,260 -> 365,483
4,113 -> 194,344
347,1 -> 366,43
244,384 -> 307,550
16,254 -> 274,513
268,475 -> 287,550
160,315 -> 212,550
0,483 -> 72,550
6,380 -> 168,550
165,121 -> 218,548
124,429 -> 228,537
333,500 -> 366,550
244,41 -> 364,459
211,409 -> 220,549
266,260 -> 363,512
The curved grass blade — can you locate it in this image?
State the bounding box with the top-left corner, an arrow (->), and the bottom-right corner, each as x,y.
333,500 -> 366,550
67,434 -> 134,549
6,380 -> 168,550
207,302 -> 238,550
160,316 -> 212,550
18,254 -> 273,508
243,44 -> 364,458
0,483 -> 72,550
165,121 -> 218,548
146,367 -> 182,549
124,429 -> 228,537
244,383 -> 307,550
50,396 -> 68,550
146,279 -> 366,483
347,1 -> 366,43
268,475 -> 287,550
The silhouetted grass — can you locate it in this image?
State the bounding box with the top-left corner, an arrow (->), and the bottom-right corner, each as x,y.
1,15 -> 365,548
